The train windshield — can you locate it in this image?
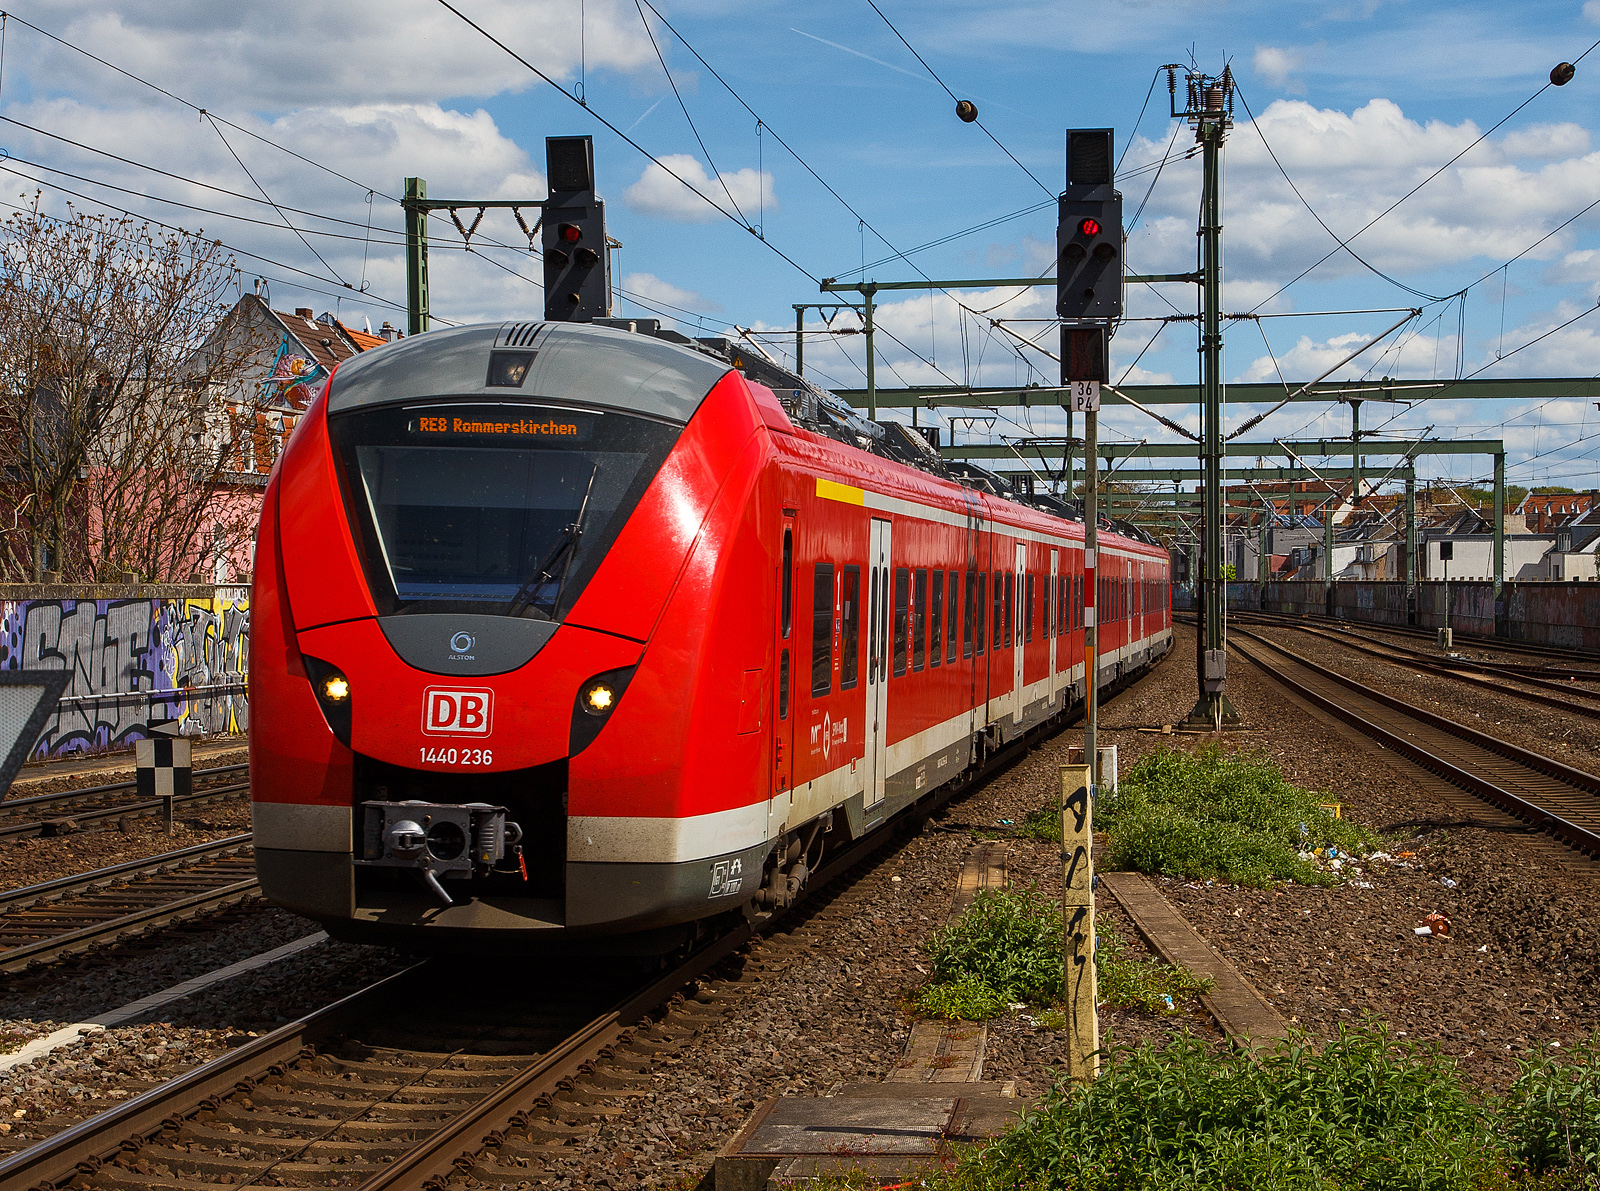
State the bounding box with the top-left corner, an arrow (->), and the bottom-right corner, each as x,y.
328,402 -> 680,618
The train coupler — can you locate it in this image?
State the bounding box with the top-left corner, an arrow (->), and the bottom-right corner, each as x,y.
356,800 -> 524,906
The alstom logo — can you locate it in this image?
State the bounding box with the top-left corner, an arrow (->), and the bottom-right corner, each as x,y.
422,687 -> 494,736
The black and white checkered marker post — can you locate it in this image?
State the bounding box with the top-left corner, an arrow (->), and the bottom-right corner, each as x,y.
136,721 -> 192,831
0,671 -> 69,802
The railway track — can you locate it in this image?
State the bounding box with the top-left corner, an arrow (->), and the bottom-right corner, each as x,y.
1228,614 -> 1600,720
1228,605 -> 1600,668
0,765 -> 249,842
0,836 -> 258,973
0,651 -> 1173,1191
1230,627 -> 1600,857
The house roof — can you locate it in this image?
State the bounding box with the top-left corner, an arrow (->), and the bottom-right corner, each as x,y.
271,307 -> 362,372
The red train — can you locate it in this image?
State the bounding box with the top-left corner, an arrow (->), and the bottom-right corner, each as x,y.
250,320 -> 1172,951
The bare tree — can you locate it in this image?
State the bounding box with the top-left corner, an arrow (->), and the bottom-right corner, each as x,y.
0,202 -> 260,582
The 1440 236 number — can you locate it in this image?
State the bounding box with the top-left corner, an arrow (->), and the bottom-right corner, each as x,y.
418,746 -> 494,766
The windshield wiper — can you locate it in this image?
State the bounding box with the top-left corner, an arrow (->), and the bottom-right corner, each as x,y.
506,465 -> 598,619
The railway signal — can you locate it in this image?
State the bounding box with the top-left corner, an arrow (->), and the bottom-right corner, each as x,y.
542,136 -> 612,323
1056,129 -> 1123,322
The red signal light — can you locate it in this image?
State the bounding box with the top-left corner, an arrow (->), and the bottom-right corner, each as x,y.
559,223 -> 582,243
1079,217 -> 1101,237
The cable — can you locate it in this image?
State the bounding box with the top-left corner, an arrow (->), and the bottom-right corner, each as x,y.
632,0 -> 749,227
1,11 -> 393,201
1248,38 -> 1600,312
0,165 -> 427,321
1234,84 -> 1447,304
204,114 -> 346,284
860,0 -> 1053,199
432,0 -> 820,283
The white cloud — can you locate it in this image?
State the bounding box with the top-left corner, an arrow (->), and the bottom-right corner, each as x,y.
18,0 -> 659,108
1253,45 -> 1306,91
623,154 -> 775,224
623,271 -> 722,314
1543,248 -> 1600,285
1123,97 -> 1600,288
1586,0 -> 1600,25
1500,123 -> 1592,159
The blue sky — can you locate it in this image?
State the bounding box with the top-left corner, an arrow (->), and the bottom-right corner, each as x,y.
4,0 -> 1599,492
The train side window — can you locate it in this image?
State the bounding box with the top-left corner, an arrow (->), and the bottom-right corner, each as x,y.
1004,572 -> 1014,648
779,650 -> 789,719
975,572 -> 987,656
991,571 -> 1003,650
868,567 -> 880,683
929,571 -> 944,668
780,529 -> 793,639
913,569 -> 927,672
1057,576 -> 1066,637
893,568 -> 909,677
841,566 -> 861,689
811,563 -> 834,697
946,570 -> 959,664
1025,574 -> 1035,643
963,570 -> 975,658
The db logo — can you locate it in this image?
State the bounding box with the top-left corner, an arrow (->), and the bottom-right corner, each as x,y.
422,687 -> 494,736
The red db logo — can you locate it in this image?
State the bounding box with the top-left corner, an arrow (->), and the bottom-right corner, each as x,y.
422,687 -> 494,736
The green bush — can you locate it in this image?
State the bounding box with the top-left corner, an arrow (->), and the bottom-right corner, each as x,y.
1101,744 -> 1377,887
944,1024 -> 1503,1191
915,892 -> 1210,1022
1095,917 -> 1213,1015
925,889 -> 1064,1007
1500,1031 -> 1600,1177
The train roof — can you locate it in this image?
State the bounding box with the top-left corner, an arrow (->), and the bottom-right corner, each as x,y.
325,321 -> 732,425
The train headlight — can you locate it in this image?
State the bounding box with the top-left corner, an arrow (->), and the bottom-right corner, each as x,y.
570,665 -> 637,757
582,681 -> 615,715
303,656 -> 353,748
322,674 -> 350,701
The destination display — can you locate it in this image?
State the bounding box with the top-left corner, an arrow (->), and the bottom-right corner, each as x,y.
406,407 -> 595,442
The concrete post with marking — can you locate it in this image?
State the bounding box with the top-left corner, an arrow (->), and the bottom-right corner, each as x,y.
1061,761 -> 1097,1080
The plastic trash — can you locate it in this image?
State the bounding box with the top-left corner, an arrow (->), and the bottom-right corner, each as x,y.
1423,911 -> 1452,937
1161,995 -> 1175,1011
1439,877 -> 1458,888
1414,926 -> 1434,936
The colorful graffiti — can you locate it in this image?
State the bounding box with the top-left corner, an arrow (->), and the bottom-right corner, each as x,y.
0,588 -> 249,758
265,343 -> 328,410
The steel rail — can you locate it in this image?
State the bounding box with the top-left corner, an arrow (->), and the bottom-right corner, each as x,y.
1236,605 -> 1600,664
1,763 -> 249,813
1230,631 -> 1600,857
0,782 -> 250,842
0,877 -> 261,974
0,966 -> 424,1191
0,648 -> 1176,1191
0,835 -> 253,913
1236,615 -> 1600,718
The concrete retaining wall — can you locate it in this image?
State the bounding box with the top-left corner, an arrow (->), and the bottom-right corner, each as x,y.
1175,579 -> 1600,653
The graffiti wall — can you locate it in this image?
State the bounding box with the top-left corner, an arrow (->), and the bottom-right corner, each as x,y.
0,586 -> 249,758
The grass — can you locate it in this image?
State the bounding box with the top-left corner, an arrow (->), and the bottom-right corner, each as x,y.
913,890 -> 1211,1021
1500,1032 -> 1600,1178
935,1023 -> 1581,1191
1025,744 -> 1378,887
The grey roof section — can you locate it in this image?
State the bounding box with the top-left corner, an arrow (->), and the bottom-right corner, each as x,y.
326,321 -> 732,424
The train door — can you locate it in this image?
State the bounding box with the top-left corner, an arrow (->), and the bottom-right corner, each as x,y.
1048,548 -> 1059,704
1012,542 -> 1026,725
1137,561 -> 1145,645
773,517 -> 796,804
865,518 -> 892,808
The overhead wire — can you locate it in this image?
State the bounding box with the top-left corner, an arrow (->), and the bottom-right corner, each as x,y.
860,0 -> 1053,199
432,0 -> 821,283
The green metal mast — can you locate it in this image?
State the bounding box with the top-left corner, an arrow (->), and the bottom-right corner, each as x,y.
1182,67 -> 1240,729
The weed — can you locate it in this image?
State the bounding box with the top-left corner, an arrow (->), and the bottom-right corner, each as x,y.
916,973 -> 1011,1021
915,891 -> 1208,1022
1013,801 -> 1061,843
924,890 -> 1064,1010
940,1023 -> 1507,1190
1095,917 -> 1213,1014
1500,1031 -> 1600,1178
1101,744 -> 1378,887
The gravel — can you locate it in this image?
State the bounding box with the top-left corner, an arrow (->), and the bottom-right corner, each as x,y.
0,803 -> 254,894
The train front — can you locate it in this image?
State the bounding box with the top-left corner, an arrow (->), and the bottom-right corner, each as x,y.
251,321 -> 776,951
